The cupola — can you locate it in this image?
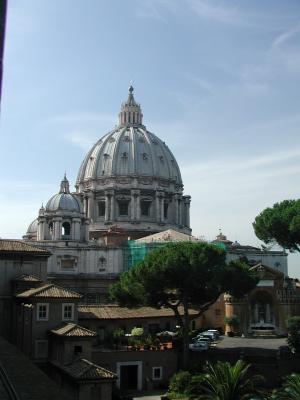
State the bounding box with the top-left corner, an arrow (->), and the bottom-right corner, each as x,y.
118,85 -> 143,126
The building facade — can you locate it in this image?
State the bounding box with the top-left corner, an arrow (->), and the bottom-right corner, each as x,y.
24,87 -> 192,300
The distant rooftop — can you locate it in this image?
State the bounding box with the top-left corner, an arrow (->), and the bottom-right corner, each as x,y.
0,240 -> 50,255
16,283 -> 82,299
135,229 -> 200,244
50,323 -> 97,338
79,305 -> 199,320
52,358 -> 116,381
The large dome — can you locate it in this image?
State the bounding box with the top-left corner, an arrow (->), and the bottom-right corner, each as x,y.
75,86 -> 191,239
77,86 -> 182,185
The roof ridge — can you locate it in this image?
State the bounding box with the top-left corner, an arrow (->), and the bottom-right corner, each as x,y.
49,283 -> 83,297
79,359 -> 117,376
30,283 -> 53,294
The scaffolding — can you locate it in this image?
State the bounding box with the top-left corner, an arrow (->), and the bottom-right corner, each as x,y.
122,240 -> 166,271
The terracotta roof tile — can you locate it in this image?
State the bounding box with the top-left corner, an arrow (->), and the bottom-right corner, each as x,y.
50,323 -> 97,337
0,240 -> 50,255
14,274 -> 41,282
16,283 -> 82,299
53,359 -> 116,380
78,305 -> 198,320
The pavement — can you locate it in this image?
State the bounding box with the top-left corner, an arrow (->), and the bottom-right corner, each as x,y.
133,391 -> 166,400
214,335 -> 287,350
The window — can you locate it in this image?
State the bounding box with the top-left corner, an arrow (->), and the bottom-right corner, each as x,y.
61,259 -> 75,269
98,256 -> 107,272
35,340 -> 48,359
152,367 -> 163,381
98,201 -> 106,217
164,202 -> 168,219
62,303 -> 74,321
37,303 -> 49,321
62,222 -> 71,236
118,200 -> 129,216
49,222 -> 53,238
74,345 -> 82,355
141,201 -> 151,216
97,327 -> 106,342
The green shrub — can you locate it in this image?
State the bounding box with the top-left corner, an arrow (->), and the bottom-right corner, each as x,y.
287,316 -> 300,353
168,370 -> 192,396
131,327 -> 144,336
224,315 -> 239,329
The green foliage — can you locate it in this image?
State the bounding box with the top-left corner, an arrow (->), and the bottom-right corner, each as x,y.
286,316 -> 300,353
168,370 -> 192,396
224,315 -> 239,329
109,242 -> 258,368
112,328 -> 124,341
131,326 -> 144,336
253,199 -> 300,252
272,373 -> 300,399
110,242 -> 257,310
168,361 -> 266,400
194,360 -> 265,400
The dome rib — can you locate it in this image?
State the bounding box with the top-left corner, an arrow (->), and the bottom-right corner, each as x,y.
76,88 -> 183,186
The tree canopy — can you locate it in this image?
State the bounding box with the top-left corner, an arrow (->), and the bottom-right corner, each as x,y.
253,199 -> 300,252
109,241 -> 258,368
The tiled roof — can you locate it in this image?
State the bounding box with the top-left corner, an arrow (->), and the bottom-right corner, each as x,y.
53,359 -> 116,380
0,240 -> 50,255
16,283 -> 82,299
0,336 -> 72,400
14,274 -> 41,282
78,305 -> 199,320
135,229 -> 199,243
50,323 -> 97,337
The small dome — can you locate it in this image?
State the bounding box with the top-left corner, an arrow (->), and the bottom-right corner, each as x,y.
26,218 -> 38,234
46,175 -> 82,213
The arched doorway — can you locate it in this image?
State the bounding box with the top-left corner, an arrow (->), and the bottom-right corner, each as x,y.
250,291 -> 275,331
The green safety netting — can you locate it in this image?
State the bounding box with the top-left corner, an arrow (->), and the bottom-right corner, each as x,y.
122,240 -> 166,271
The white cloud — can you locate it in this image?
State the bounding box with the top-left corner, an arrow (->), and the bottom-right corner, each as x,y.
272,23 -> 300,48
182,147 -> 300,179
187,0 -> 243,25
134,0 -> 177,21
65,131 -> 98,151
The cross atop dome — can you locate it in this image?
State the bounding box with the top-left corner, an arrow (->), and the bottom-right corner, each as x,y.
119,85 -> 143,126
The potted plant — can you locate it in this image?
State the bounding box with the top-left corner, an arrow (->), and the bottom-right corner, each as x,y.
112,328 -> 125,349
224,315 -> 239,336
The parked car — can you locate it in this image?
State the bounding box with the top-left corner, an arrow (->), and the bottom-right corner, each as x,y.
195,336 -> 212,344
192,335 -> 212,342
207,329 -> 220,339
189,341 -> 209,351
201,331 -> 218,341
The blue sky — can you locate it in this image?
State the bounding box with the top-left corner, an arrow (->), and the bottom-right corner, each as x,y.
1,0 -> 300,275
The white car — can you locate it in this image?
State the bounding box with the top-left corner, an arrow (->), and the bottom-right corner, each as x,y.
201,331 -> 218,341
207,329 -> 220,339
189,341 -> 209,351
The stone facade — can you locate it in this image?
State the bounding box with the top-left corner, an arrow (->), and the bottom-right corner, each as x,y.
224,263 -> 300,336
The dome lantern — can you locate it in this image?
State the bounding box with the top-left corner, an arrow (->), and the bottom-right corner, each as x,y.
118,85 -> 143,127
60,173 -> 70,194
